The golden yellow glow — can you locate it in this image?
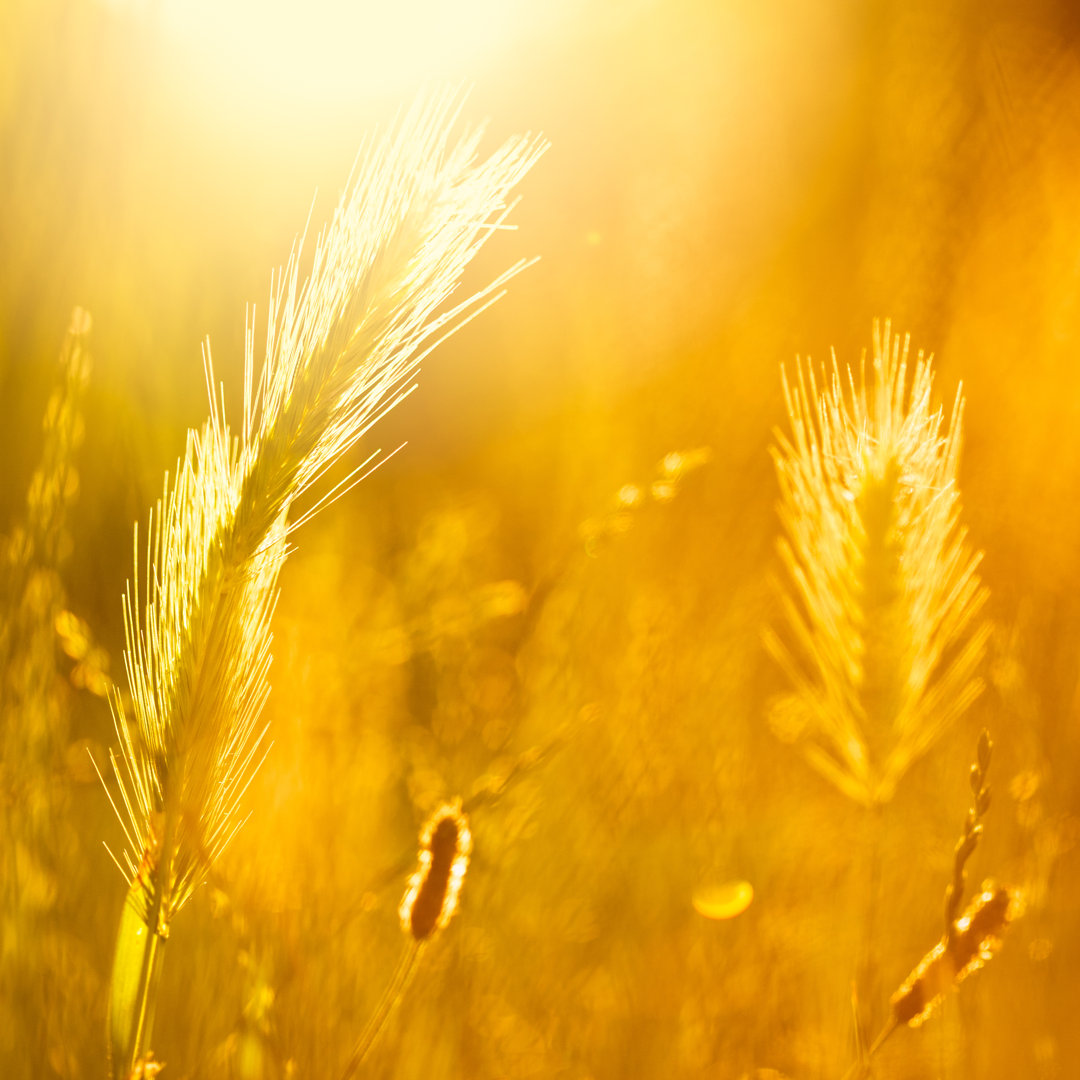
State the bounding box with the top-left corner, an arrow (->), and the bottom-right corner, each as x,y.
4,2 -> 1075,1077
692,880 -> 754,921
105,0 -> 570,104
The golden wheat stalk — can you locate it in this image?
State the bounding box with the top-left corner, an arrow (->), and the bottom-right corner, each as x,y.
765,320 -> 989,805
98,92 -> 544,1077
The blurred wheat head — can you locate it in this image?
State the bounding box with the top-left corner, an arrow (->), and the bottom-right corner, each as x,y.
0,309 -> 92,1077
1,307 -> 91,799
765,321 -> 989,806
98,92 -> 545,1076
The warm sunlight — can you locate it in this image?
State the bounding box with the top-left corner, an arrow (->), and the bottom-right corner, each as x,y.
107,0 -> 565,103
3,2 -> 1078,1078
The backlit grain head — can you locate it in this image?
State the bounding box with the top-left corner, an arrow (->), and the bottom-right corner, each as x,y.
767,320 -> 989,805
99,93 -> 543,918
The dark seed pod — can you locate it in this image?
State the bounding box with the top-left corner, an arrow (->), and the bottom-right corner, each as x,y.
399,801 -> 472,942
891,883 -> 1018,1028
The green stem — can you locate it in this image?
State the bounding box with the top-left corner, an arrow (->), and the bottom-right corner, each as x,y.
108,757 -> 182,1078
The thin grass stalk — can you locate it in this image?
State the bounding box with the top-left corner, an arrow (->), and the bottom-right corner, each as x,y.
340,942 -> 424,1080
341,801 -> 472,1077
99,93 -> 544,1077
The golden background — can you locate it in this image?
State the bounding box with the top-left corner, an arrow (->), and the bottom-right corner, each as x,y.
2,0 -> 1078,1076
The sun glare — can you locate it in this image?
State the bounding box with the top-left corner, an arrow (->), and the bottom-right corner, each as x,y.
106,0 -> 555,105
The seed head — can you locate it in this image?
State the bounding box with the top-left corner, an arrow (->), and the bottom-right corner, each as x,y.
767,320 -> 989,804
891,882 -> 1017,1027
399,800 -> 472,942
97,94 -> 544,918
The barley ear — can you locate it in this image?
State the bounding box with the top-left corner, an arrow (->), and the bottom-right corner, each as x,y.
768,321 -> 988,805
99,92 -> 543,1076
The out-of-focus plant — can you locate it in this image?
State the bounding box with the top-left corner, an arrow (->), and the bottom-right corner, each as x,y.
0,308 -> 93,1078
765,320 -> 989,807
579,446 -> 712,557
341,800 -> 473,1078
764,321 -> 994,1059
96,93 -> 544,1079
844,731 -> 1020,1078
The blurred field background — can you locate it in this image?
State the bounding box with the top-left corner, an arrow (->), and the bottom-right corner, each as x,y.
2,0 -> 1080,1077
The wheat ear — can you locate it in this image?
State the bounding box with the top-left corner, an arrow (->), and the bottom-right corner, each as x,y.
766,320 -> 989,806
99,92 -> 544,1078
